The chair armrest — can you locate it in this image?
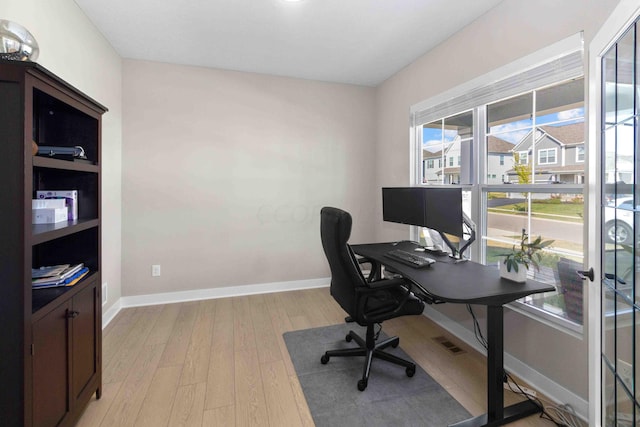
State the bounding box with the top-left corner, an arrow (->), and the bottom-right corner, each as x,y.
366,277 -> 410,290
356,256 -> 381,282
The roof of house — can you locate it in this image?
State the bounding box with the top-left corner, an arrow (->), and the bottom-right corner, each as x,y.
423,149 -> 444,159
512,122 -> 584,151
487,135 -> 513,153
539,122 -> 584,146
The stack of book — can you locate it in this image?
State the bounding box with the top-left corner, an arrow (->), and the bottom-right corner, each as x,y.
32,263 -> 89,289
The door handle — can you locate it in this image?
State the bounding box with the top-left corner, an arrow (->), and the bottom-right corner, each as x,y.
67,310 -> 80,319
577,268 -> 594,282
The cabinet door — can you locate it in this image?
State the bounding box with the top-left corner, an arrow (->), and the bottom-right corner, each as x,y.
71,282 -> 98,404
32,301 -> 71,427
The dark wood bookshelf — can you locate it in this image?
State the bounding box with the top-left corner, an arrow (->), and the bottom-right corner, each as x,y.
0,60 -> 107,427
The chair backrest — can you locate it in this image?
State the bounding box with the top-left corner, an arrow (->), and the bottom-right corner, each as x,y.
320,207 -> 367,316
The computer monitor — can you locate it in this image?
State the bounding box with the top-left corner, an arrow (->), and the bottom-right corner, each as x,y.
381,187 -> 430,228
382,187 -> 475,259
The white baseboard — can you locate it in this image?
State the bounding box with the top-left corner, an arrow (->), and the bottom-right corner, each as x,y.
102,298 -> 122,329
422,305 -> 588,422
101,277 -> 330,328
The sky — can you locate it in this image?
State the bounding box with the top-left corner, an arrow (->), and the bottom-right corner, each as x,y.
422,107 -> 585,152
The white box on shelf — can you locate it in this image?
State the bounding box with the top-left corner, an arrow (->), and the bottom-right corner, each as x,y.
32,207 -> 68,224
32,199 -> 66,209
36,190 -> 78,220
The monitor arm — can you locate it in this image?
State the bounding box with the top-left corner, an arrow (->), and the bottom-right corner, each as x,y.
438,212 -> 476,261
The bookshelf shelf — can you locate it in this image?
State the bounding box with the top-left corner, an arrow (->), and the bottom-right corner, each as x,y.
33,156 -> 99,173
0,59 -> 106,427
32,218 -> 99,245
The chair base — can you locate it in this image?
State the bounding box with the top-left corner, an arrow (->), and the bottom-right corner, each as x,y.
320,324 -> 416,391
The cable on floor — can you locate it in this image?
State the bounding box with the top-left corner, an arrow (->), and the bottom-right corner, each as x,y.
466,305 -> 582,427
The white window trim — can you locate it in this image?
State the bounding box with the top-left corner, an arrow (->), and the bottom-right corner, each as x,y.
538,147 -> 558,165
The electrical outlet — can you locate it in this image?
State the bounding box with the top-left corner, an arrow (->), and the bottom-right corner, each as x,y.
152,264 -> 161,277
102,282 -> 107,305
618,359 -> 633,382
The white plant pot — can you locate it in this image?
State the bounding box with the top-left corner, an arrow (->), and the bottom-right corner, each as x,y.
499,260 -> 527,283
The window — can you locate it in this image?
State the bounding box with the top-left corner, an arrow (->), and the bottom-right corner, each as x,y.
517,151 -> 529,165
411,36 -> 585,330
427,159 -> 435,168
421,110 -> 473,185
538,148 -> 557,164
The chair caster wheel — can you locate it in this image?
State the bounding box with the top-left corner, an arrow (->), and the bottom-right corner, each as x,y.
406,365 -> 416,377
345,333 -> 353,342
320,354 -> 330,364
357,379 -> 368,391
391,339 -> 399,348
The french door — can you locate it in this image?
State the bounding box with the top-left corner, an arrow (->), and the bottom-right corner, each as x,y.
592,3 -> 640,424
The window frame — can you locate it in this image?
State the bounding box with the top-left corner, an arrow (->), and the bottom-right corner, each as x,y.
409,34 -> 585,335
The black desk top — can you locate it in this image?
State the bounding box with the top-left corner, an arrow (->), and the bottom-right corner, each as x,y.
352,241 -> 556,306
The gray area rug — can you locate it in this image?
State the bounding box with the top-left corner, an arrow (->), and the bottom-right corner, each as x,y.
283,323 -> 471,426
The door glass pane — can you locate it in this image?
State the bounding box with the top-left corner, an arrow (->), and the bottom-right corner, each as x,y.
603,285 -> 616,364
603,47 -> 617,127
616,123 -> 636,188
603,359 -> 615,426
635,307 -> 640,404
616,377 -> 634,425
617,28 -> 635,124
616,296 -> 634,392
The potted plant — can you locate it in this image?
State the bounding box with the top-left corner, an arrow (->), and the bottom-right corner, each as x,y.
499,229 -> 554,283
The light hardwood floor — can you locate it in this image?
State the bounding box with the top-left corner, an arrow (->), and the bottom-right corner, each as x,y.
76,287 -> 560,426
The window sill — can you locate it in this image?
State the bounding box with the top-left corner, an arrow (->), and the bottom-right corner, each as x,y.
506,299 -> 584,339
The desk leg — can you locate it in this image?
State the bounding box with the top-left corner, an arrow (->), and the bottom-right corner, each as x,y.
449,305 -> 541,427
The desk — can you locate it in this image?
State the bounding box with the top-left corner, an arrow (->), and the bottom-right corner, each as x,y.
352,241 -> 555,427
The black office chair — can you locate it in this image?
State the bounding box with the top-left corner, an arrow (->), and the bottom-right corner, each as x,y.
319,207 -> 426,391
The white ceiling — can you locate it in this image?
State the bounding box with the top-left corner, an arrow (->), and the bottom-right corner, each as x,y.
74,0 -> 504,87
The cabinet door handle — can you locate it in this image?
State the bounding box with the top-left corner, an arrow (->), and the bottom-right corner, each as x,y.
67,310 -> 80,319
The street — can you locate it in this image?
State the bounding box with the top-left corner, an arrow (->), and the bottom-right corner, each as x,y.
487,212 -> 583,246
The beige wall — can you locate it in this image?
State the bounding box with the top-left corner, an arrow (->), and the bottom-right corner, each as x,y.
1,0 -> 123,312
121,60 -> 376,296
2,0 -> 624,408
374,0 -> 620,401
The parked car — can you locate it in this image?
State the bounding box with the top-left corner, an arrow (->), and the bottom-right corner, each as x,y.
604,198 -> 634,245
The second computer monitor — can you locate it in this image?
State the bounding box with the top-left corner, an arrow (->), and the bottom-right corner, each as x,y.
382,187 -> 463,238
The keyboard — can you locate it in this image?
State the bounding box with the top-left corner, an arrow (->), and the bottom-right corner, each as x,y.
384,249 -> 436,268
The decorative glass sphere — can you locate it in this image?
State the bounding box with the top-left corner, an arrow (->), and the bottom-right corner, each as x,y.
0,20 -> 39,61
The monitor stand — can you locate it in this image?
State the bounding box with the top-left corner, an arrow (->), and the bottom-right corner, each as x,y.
438,214 -> 476,262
